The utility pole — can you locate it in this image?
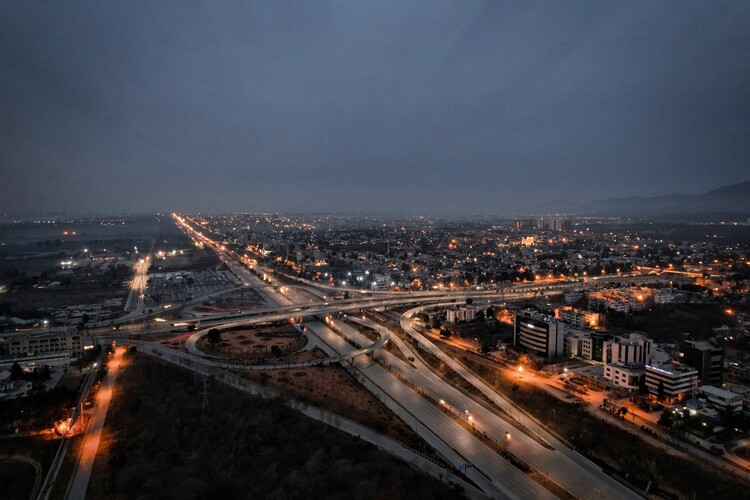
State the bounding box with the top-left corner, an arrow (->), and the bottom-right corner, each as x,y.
201,377 -> 209,413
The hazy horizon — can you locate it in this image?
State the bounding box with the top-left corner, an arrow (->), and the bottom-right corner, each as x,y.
2,1 -> 749,215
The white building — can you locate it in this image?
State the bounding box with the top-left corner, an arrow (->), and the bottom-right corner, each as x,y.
604,333 -> 652,365
604,363 -> 645,392
655,288 -> 686,305
446,305 -> 481,323
699,385 -> 743,414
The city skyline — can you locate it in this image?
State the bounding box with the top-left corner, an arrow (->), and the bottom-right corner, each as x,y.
2,1 -> 750,215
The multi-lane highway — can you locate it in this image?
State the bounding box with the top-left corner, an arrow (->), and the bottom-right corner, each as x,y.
79,214 -> 663,499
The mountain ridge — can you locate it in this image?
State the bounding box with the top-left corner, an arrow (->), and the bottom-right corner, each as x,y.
536,181 -> 750,218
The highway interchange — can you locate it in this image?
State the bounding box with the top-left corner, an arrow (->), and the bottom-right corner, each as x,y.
80,215 -> 662,499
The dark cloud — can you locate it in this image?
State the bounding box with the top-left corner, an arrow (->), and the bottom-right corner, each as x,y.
1,1 -> 749,214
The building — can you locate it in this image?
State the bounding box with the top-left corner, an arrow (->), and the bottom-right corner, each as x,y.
446,305 -> 481,323
655,288 -> 687,305
699,385 -> 743,414
555,306 -> 601,328
563,291 -> 584,305
0,379 -> 33,400
604,333 -> 652,365
1,329 -> 83,358
513,310 -> 563,361
588,287 -> 655,314
676,339 -> 723,386
370,273 -> 391,290
645,364 -> 698,402
565,329 -> 611,362
538,217 -> 571,232
604,363 -> 645,392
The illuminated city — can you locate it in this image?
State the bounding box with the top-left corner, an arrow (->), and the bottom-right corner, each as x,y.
2,2 -> 750,499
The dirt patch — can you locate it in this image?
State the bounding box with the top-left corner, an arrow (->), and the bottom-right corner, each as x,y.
199,322 -> 307,360
236,365 -> 427,450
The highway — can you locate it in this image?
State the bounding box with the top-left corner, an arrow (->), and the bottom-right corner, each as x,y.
129,213 -> 663,498
123,255 -> 151,313
306,317 -> 553,499
398,306 -> 641,499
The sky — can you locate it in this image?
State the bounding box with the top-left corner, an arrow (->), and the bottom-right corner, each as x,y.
1,1 -> 749,215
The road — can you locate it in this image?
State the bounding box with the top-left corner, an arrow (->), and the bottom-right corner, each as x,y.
161,213 -> 679,497
123,240 -> 152,313
398,306 -> 642,499
306,318 -> 554,500
65,346 -> 125,500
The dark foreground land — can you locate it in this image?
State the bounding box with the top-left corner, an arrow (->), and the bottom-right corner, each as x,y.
87,353 -> 465,500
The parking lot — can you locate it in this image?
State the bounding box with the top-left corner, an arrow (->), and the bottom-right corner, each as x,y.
146,270 -> 239,305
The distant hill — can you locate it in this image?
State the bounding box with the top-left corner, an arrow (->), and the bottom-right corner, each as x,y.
537,181 -> 750,219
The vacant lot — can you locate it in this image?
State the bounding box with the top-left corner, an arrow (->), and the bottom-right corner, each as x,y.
607,303 -> 731,342
236,364 -> 428,451
88,355 -> 464,499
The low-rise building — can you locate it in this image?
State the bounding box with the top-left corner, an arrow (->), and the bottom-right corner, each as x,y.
555,306 -> 602,328
655,288 -> 687,305
0,379 -> 33,400
446,305 -> 481,323
645,364 -> 698,402
604,333 -> 652,365
604,363 -> 644,392
699,385 -> 743,414
588,287 -> 655,313
564,328 -> 611,362
1,329 -> 83,358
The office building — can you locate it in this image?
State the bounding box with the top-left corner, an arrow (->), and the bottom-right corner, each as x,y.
677,339 -> 723,386
514,310 -> 563,361
645,364 -> 698,402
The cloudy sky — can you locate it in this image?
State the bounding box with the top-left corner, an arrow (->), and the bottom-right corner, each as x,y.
1,1 -> 749,215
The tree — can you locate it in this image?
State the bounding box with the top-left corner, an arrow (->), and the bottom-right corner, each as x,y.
10,362 -> 23,380
466,298 -> 473,305
638,375 -> 649,395
486,306 -> 494,319
207,329 -> 221,345
658,410 -> 672,428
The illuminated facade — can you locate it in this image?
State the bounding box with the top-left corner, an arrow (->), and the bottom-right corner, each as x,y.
645,364 -> 698,402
